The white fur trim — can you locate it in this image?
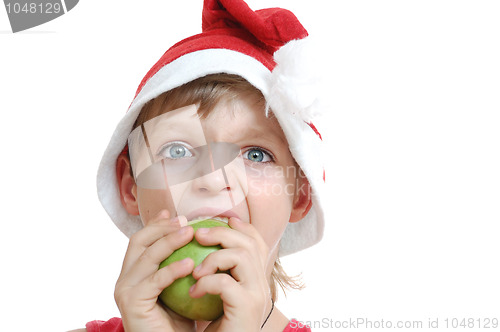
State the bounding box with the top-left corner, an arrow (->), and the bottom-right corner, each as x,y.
267,92 -> 326,256
269,37 -> 326,122
269,37 -> 326,255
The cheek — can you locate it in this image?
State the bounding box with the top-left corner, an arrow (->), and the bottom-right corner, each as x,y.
136,187 -> 177,224
245,166 -> 296,248
246,166 -> 296,205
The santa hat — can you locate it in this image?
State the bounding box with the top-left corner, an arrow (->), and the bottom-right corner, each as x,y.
96,0 -> 326,256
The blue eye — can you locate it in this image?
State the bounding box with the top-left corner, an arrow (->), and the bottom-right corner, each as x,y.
170,144 -> 187,158
159,142 -> 193,159
244,148 -> 273,163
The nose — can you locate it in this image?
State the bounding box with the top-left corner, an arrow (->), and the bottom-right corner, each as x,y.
191,142 -> 240,195
192,168 -> 231,195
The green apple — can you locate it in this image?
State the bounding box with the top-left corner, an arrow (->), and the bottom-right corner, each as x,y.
159,218 -> 230,321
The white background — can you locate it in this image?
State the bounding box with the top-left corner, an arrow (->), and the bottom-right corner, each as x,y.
1,1 -> 499,331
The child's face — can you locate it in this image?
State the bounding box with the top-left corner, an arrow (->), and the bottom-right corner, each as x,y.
127,95 -> 309,254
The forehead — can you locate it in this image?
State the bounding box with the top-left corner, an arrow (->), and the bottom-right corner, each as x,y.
138,97 -> 285,142
205,97 -> 285,139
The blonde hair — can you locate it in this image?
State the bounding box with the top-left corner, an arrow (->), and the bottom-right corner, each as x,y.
133,73 -> 266,130
131,73 -> 304,300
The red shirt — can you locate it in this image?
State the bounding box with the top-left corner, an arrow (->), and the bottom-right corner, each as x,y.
86,317 -> 311,331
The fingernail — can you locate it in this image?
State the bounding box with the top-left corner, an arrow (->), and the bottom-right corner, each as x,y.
189,284 -> 196,293
197,228 -> 209,234
177,227 -> 189,235
193,264 -> 202,274
180,258 -> 191,265
178,215 -> 188,227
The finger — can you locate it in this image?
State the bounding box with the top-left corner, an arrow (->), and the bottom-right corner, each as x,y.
116,257 -> 194,305
192,248 -> 261,286
121,213 -> 187,274
189,273 -> 242,305
121,226 -> 194,286
227,217 -> 269,253
137,257 -> 195,300
194,218 -> 269,266
190,273 -> 268,332
227,217 -> 270,267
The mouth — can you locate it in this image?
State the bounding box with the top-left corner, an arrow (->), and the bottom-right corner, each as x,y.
186,208 -> 240,224
189,215 -> 230,224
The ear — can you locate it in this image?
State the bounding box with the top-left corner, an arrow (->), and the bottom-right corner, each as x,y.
116,154 -> 140,215
289,173 -> 312,223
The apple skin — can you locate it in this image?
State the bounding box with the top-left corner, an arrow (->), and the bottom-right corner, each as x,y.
158,218 -> 230,321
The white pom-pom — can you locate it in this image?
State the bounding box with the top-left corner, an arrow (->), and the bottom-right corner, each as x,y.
269,37 -> 326,122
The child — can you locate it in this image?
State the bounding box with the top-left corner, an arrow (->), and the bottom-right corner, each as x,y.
80,0 -> 326,331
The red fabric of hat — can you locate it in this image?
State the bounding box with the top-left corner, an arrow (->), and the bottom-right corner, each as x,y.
135,0 -> 308,98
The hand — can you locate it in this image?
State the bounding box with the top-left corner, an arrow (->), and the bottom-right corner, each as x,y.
189,217 -> 271,332
114,210 -> 196,332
